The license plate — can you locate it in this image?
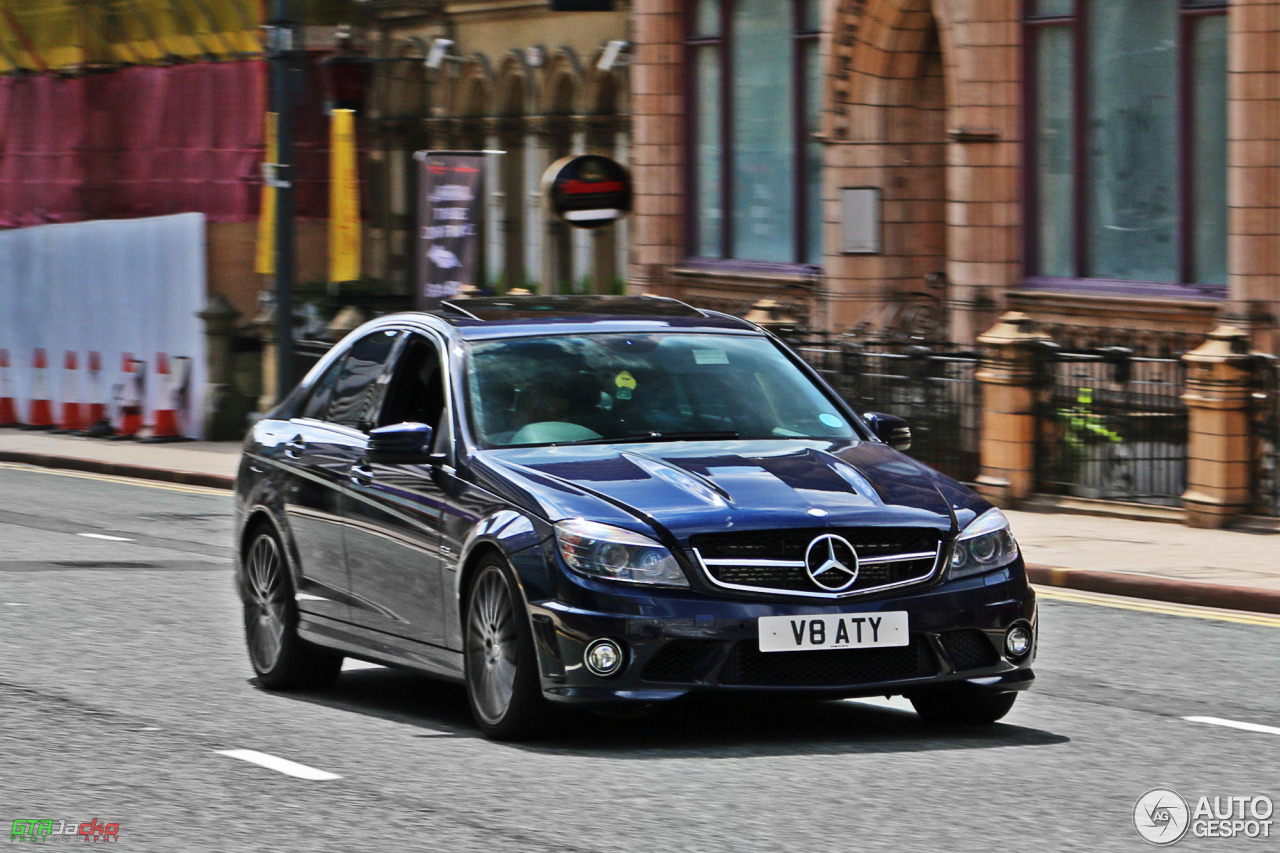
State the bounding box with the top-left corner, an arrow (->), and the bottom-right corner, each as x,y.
758,611 -> 909,653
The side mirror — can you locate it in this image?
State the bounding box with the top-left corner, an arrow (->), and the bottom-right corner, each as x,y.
863,412 -> 912,451
368,422 -> 436,465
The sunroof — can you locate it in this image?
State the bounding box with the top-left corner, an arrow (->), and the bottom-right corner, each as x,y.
438,295 -> 707,322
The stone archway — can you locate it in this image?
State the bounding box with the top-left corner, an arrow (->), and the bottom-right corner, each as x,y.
825,0 -> 1023,342
823,0 -> 953,336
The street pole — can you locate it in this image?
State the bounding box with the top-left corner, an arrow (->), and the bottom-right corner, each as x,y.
266,0 -> 297,399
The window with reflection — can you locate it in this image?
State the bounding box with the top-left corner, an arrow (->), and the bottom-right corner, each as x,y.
687,0 -> 823,266
1026,0 -> 1227,291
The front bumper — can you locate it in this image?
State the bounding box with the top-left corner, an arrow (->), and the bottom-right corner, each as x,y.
525,562 -> 1036,705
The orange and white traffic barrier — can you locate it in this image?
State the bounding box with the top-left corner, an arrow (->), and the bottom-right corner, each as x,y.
114,354 -> 144,439
0,349 -> 17,427
57,350 -> 87,432
22,348 -> 55,430
143,352 -> 184,441
85,350 -> 108,429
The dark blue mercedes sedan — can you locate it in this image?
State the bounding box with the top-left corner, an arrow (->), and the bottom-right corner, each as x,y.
234,295 -> 1036,739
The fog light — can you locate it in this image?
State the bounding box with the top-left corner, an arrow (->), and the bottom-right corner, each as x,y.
1005,625 -> 1032,658
584,639 -> 623,677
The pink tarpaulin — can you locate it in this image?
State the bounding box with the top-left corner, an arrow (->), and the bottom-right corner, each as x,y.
0,60 -> 355,227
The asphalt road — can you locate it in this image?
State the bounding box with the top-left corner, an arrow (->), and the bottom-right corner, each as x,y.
2,462 -> 1278,851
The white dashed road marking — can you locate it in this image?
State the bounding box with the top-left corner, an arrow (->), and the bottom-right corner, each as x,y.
1184,716 -> 1280,738
77,533 -> 134,542
215,749 -> 341,781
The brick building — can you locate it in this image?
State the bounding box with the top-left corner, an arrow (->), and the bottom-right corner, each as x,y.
629,0 -> 1275,349
361,0 -> 631,297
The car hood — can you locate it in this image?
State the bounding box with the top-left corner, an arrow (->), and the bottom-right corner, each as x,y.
470,440 -> 984,543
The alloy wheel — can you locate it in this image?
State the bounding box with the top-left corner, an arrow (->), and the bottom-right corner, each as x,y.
245,533 -> 287,674
466,567 -> 519,724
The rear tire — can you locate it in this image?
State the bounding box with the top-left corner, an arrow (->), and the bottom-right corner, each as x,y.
464,558 -> 549,740
910,689 -> 1017,725
241,525 -> 343,691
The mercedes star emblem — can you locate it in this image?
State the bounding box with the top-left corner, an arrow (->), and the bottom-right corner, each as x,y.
804,534 -> 860,591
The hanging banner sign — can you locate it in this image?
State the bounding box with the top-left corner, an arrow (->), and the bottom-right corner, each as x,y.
254,112 -> 278,275
542,154 -> 632,229
416,151 -> 485,309
329,108 -> 361,283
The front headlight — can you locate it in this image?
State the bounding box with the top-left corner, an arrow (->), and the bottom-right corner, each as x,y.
949,508 -> 1019,579
554,519 -> 690,588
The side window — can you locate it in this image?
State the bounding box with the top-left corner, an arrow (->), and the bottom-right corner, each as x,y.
378,333 -> 447,431
298,356 -> 345,421
328,330 -> 401,430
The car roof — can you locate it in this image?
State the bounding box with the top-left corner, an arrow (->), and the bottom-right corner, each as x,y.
422,295 -> 762,339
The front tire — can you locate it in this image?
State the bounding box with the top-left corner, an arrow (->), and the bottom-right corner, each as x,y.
910,689 -> 1017,725
241,525 -> 343,691
464,558 -> 547,740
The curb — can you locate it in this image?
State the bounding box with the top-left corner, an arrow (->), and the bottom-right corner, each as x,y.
1027,564 -> 1280,616
0,451 -> 235,491
5,448 -> 1280,616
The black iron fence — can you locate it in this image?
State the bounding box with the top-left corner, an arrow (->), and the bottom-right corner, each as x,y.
1250,355 -> 1280,516
782,333 -> 981,484
1034,346 -> 1187,506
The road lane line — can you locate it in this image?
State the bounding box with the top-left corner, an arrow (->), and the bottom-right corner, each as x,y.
77,533 -> 134,542
0,462 -> 229,495
215,749 -> 341,781
1035,586 -> 1280,628
1184,716 -> 1280,737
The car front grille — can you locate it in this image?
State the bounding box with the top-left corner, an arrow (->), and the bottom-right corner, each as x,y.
720,637 -> 938,686
689,527 -> 945,597
938,629 -> 1000,671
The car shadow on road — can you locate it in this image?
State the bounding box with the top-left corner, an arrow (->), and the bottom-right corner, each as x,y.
523,695 -> 1071,759
259,668 -> 1070,758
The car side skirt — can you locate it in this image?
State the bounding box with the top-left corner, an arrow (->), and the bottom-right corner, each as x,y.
298,613 -> 465,684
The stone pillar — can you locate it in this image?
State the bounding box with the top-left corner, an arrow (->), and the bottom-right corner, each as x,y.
198,294 -> 250,440
744,298 -> 801,336
1181,325 -> 1255,529
587,115 -> 621,294
630,0 -> 685,296
326,305 -> 367,343
253,297 -> 279,415
498,120 -> 526,293
1226,0 -> 1280,355
975,312 -> 1051,505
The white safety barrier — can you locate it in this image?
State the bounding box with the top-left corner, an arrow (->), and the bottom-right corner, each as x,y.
0,213 -> 208,438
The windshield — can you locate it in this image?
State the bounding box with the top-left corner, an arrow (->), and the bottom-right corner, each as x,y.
464,332 -> 861,448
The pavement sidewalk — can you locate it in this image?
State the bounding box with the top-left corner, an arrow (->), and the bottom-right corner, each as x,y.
2,428 -> 1278,615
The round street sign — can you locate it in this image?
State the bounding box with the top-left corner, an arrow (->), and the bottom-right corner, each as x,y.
542,154 -> 633,229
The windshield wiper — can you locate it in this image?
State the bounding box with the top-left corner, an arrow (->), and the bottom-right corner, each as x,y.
571,430 -> 741,445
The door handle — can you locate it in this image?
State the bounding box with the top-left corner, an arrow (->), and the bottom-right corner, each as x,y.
284,436 -> 306,459
351,463 -> 375,487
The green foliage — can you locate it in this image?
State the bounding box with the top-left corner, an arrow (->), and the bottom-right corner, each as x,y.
1059,387 -> 1122,450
